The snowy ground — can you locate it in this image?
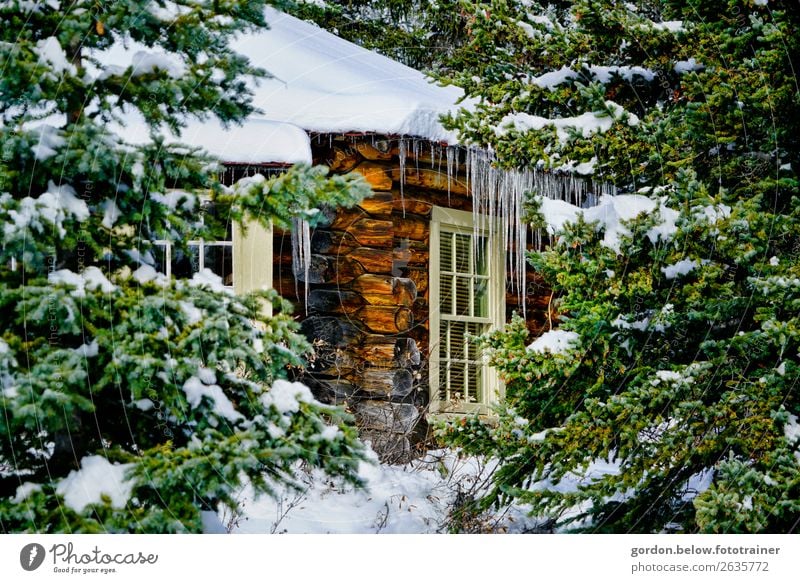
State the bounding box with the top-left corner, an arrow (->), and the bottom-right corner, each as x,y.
223,449 -> 547,534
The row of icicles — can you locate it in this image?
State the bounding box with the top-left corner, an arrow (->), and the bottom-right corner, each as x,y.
293,137 -> 617,315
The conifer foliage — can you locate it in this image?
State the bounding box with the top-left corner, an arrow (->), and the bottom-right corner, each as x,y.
0,0 -> 369,532
288,0 -> 470,73
441,0 -> 800,532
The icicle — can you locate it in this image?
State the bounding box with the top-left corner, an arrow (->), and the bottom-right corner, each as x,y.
445,146 -> 457,202
464,147 -> 615,316
398,138 -> 407,217
291,218 -> 312,315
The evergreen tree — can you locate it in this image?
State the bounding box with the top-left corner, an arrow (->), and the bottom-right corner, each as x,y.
0,0 -> 370,532
288,0 -> 471,73
441,0 -> 800,532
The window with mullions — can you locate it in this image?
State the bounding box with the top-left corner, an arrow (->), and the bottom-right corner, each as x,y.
153,200 -> 234,289
429,207 -> 504,415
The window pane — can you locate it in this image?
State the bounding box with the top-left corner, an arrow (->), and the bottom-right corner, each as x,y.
152,243 -> 168,276
475,235 -> 488,276
448,363 -> 467,403
200,200 -> 233,241
448,320 -> 467,361
439,273 -> 453,315
173,244 -> 200,279
474,277 -> 489,317
440,231 -> 453,272
455,233 -> 470,273
466,362 -> 483,403
455,275 -> 470,316
204,244 -> 233,287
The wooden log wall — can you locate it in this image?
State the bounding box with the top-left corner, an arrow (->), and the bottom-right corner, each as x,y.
273,135 -> 554,463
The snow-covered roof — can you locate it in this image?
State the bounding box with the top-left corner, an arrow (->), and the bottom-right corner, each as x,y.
120,117 -> 313,165
233,8 -> 465,144
108,8 -> 465,165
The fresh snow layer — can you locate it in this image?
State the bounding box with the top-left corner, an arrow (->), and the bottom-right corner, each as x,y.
132,264 -> 168,287
260,379 -> 316,415
117,115 -> 313,165
34,36 -> 76,75
4,180 -> 89,240
101,6 -> 467,160
183,375 -> 243,423
55,455 -> 134,512
75,339 -> 99,358
49,266 -> 116,297
231,450 -> 543,534
189,268 -> 232,293
661,258 -> 698,279
527,329 -> 580,354
498,101 -> 638,142
229,448 -> 628,534
532,65 -> 654,90
650,20 -> 683,32
537,193 -> 679,252
31,125 -> 65,161
674,58 -> 702,74
233,7 -> 466,143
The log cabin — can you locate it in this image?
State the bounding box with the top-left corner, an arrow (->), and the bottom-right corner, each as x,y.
125,8 -> 606,462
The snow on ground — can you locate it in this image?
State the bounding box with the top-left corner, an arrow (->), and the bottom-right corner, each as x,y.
227,448 -> 626,534
229,449 -> 544,534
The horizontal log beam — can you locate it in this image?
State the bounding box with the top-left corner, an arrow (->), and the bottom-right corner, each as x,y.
391,166 -> 470,196
354,162 -> 393,190
300,316 -> 365,348
357,191 -> 394,218
347,247 -> 393,274
329,208 -> 368,231
356,335 -> 397,365
308,289 -> 364,315
353,141 -> 393,161
392,215 -> 428,241
355,368 -> 414,398
356,305 -> 413,334
348,218 -> 393,247
392,197 -> 433,216
327,146 -> 362,173
311,230 -> 360,255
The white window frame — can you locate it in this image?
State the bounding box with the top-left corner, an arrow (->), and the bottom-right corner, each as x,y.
153,238 -> 235,289
429,206 -> 505,416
